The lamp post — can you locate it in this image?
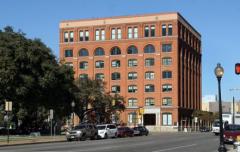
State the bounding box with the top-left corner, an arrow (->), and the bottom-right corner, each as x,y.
71,101 -> 75,128
5,101 -> 12,143
214,63 -> 226,152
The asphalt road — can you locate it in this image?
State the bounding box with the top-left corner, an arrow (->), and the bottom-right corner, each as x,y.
0,132 -> 234,152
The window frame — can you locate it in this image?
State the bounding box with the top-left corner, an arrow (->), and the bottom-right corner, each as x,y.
95,60 -> 104,69
128,59 -> 138,67
145,84 -> 155,92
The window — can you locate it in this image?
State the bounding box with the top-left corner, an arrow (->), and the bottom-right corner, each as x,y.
168,24 -> 172,36
145,58 -> 154,66
64,32 -> 69,42
162,24 -> 166,36
128,27 -> 133,39
101,29 -> 105,40
79,30 -> 89,41
162,84 -> 172,92
111,47 -> 121,55
65,49 -> 73,57
79,48 -> 89,56
111,28 -> 121,40
95,60 -> 104,68
162,113 -> 172,126
134,27 -> 138,38
145,98 -> 155,106
111,29 -> 116,40
95,73 -> 104,80
128,85 -> 137,93
94,48 -> 105,56
144,26 -> 149,37
95,30 -> 100,40
144,25 -> 155,37
111,72 -> 120,80
145,71 -> 155,80
69,31 -> 74,42
127,45 -> 138,54
111,60 -> 120,67
162,44 -> 172,52
128,72 -> 137,80
162,57 -> 172,66
145,84 -> 155,92
85,31 -> 89,41
111,85 -> 120,93
128,59 -> 137,67
162,97 -> 172,106
150,25 -> 155,37
144,44 -> 155,53
128,113 -> 137,124
117,28 -> 122,39
162,71 -> 172,79
79,74 -> 88,79
128,98 -> 137,107
79,61 -> 88,69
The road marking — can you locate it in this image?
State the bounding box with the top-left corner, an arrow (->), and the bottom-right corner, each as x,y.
152,144 -> 197,152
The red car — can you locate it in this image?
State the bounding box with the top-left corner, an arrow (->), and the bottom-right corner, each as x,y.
117,127 -> 134,137
224,124 -> 240,143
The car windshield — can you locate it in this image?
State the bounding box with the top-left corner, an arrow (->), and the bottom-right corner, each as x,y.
73,125 -> 85,130
213,121 -> 220,127
97,126 -> 106,130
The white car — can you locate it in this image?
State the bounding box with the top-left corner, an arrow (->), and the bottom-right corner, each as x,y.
97,124 -> 117,139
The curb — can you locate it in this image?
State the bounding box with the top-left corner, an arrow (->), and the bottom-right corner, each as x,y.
0,139 -> 66,147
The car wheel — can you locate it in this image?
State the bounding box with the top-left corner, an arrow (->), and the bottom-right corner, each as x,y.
104,133 -> 108,139
80,134 -> 86,141
67,138 -> 72,142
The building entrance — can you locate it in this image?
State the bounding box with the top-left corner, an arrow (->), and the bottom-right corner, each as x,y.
143,114 -> 156,125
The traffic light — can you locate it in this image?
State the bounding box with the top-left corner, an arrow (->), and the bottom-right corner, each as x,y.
235,63 -> 240,75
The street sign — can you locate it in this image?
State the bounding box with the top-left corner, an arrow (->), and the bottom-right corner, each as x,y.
50,109 -> 53,120
5,101 -> 12,112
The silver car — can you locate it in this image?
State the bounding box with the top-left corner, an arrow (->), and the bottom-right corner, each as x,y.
66,124 -> 98,141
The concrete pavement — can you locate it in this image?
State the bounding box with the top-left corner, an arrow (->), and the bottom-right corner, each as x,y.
0,132 -> 236,152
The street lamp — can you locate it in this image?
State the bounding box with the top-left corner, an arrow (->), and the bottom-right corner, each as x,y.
214,63 -> 227,152
71,101 -> 75,128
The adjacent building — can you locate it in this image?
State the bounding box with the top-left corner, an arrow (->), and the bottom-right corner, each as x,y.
59,12 -> 202,131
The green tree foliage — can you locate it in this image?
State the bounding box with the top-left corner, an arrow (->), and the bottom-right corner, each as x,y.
73,78 -> 125,123
0,26 -> 74,131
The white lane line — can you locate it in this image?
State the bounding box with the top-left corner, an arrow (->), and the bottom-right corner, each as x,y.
152,144 -> 197,152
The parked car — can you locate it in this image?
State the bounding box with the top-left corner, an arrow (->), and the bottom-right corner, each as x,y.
117,127 -> 134,137
66,123 -> 98,141
133,126 -> 149,136
224,124 -> 240,143
97,124 -> 117,139
199,126 -> 210,132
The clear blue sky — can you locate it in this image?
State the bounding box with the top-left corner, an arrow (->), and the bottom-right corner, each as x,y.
1,0 -> 240,101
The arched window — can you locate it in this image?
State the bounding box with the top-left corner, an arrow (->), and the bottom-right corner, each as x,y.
111,46 -> 121,55
79,48 -> 89,56
127,45 -> 138,54
94,47 -> 105,56
144,44 -> 155,53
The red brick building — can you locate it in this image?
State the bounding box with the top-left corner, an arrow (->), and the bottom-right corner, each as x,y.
59,12 -> 201,131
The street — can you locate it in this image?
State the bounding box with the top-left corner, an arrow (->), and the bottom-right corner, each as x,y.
0,132 -> 234,152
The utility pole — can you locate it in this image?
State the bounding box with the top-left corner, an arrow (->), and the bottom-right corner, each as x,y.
229,88 -> 240,124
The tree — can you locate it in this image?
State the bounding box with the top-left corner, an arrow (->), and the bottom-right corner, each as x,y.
0,26 -> 75,132
73,78 -> 125,124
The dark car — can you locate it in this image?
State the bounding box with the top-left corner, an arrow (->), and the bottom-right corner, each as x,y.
224,124 -> 240,143
117,127 -> 134,137
199,126 -> 210,132
66,123 -> 98,141
133,126 -> 149,136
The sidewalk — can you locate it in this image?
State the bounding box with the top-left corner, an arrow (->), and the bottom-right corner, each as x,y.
0,135 -> 66,146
